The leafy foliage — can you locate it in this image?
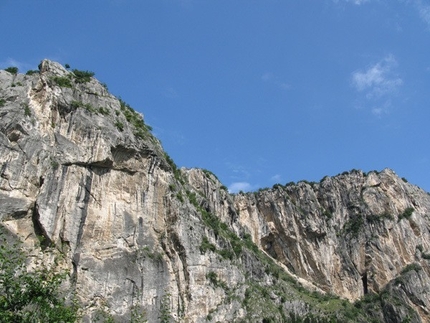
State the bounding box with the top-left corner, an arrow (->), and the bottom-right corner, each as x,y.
164,152 -> 184,184
401,263 -> 421,274
4,67 -> 18,74
23,104 -> 31,117
199,236 -> 216,253
52,76 -> 73,88
25,70 -> 39,76
158,292 -> 171,323
343,215 -> 364,236
118,97 -> 152,139
115,120 -> 124,132
72,69 -> 95,83
206,271 -> 228,290
70,100 -> 97,113
0,231 -> 78,322
398,207 -> 414,221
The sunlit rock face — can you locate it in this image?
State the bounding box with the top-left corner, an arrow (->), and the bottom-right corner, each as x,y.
1,60 -> 429,323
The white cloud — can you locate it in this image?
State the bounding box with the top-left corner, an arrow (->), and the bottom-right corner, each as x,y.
351,54 -> 402,99
228,182 -> 254,193
351,55 -> 403,116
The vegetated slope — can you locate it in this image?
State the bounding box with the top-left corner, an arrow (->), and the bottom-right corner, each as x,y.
0,60 -> 429,322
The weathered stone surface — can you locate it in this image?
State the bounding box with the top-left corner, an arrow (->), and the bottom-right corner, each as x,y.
1,61 -> 430,322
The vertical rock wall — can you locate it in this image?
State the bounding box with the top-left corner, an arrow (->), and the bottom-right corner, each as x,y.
1,61 -> 430,322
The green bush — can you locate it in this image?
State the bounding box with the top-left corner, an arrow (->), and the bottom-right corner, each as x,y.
0,231 -> 78,322
0,99 -> 6,107
399,207 -> 414,221
422,253 -> 430,260
4,67 -> 18,74
26,70 -> 39,75
72,69 -> 94,83
115,120 -> 124,132
52,76 -> 73,88
206,271 -> 228,290
98,107 -> 110,115
117,97 -> 153,140
401,263 -> 421,274
200,236 -> 216,253
344,215 -> 364,236
70,100 -> 96,113
23,104 -> 31,117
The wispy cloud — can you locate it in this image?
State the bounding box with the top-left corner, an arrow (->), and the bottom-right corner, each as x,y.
336,0 -> 430,28
261,72 -> 291,91
228,182 -> 257,193
0,58 -> 34,72
371,100 -> 392,117
347,0 -> 370,4
163,87 -> 179,99
351,54 -> 403,117
271,174 -> 282,182
414,0 -> 430,26
333,0 -> 370,5
351,54 -> 402,116
261,72 -> 273,82
351,54 -> 402,98
224,161 -> 252,180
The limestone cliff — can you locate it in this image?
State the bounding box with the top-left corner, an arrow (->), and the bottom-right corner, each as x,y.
1,60 -> 430,322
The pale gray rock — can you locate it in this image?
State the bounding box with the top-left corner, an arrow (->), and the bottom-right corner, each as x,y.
1,61 -> 430,322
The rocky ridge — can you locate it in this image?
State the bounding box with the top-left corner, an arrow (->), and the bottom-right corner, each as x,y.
1,60 -> 430,322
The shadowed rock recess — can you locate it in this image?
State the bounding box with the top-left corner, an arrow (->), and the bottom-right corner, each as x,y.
1,60 -> 430,322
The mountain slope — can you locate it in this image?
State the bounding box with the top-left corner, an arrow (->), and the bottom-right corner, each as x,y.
0,60 -> 429,322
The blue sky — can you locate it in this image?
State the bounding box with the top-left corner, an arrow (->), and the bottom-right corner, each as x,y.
1,0 -> 430,193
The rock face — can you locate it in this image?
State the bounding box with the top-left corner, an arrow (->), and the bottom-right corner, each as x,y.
1,60 -> 430,322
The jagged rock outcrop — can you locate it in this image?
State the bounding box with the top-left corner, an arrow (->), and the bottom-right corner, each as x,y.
1,60 -> 430,322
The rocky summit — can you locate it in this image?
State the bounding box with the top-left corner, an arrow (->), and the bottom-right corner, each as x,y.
1,60 -> 430,322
